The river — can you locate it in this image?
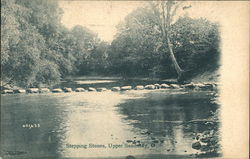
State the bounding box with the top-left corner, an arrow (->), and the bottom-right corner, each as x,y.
1,78 -> 219,159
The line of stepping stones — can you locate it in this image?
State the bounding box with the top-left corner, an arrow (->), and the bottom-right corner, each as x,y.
1,82 -> 217,94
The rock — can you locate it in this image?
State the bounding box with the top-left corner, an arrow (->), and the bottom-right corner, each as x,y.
194,83 -> 205,88
154,84 -> 160,89
126,140 -> 133,143
2,89 -> 14,94
160,83 -> 170,89
97,88 -> 107,92
27,88 -> 39,93
52,88 -> 63,93
126,155 -> 136,159
201,83 -> 215,90
39,88 -> 50,93
200,145 -> 210,151
169,84 -> 180,89
121,86 -> 132,91
75,88 -> 85,92
63,87 -> 72,92
111,87 -> 121,91
145,85 -> 155,90
192,141 -> 201,150
88,87 -> 96,92
135,85 -> 144,90
14,89 -> 26,93
183,83 -> 195,89
200,137 -> 211,143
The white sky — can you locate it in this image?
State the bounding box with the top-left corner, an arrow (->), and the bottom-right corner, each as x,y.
59,1 -> 225,42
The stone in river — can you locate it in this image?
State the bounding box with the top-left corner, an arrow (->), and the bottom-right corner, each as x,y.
14,89 -> 26,93
75,88 -> 85,92
39,88 -> 50,93
200,145 -> 210,151
194,83 -> 205,88
27,88 -> 39,93
169,84 -> 180,89
121,86 -> 132,91
111,87 -> 121,91
145,85 -> 155,90
97,88 -> 107,92
2,89 -> 14,94
88,87 -> 96,91
126,155 -> 136,159
192,141 -> 201,150
52,88 -> 63,93
160,83 -> 170,89
135,85 -> 144,90
63,87 -> 72,92
183,83 -> 195,89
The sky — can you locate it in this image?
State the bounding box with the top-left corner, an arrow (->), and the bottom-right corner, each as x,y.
59,1 -> 224,42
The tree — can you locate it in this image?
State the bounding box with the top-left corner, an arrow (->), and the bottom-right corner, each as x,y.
108,3 -> 219,79
149,1 -> 190,82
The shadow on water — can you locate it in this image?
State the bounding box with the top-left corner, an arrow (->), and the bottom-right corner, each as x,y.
116,90 -> 219,156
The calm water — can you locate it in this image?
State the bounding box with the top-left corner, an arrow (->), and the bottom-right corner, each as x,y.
1,79 -> 219,159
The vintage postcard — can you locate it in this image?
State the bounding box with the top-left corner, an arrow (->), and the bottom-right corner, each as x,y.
1,0 -> 249,159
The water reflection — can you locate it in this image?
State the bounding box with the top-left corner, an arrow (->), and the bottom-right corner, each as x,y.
117,90 -> 219,156
1,89 -> 219,158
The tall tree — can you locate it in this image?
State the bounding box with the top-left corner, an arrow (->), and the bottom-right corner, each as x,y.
149,1 -> 189,82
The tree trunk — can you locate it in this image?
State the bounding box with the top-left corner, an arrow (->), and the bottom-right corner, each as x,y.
166,35 -> 183,76
160,1 -> 184,81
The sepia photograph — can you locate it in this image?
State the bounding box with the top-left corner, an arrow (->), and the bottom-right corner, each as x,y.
1,0 -> 249,159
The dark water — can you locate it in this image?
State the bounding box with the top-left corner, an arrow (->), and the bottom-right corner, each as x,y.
1,79 -> 219,159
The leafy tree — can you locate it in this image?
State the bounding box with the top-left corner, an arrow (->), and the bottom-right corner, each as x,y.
149,1 -> 191,82
107,3 -> 219,80
170,16 -> 220,77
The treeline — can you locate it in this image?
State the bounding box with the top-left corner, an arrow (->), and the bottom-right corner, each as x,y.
1,0 -> 109,87
1,0 -> 220,87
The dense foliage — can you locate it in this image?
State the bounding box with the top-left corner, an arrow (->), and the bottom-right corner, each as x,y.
1,0 -> 220,87
107,6 -> 220,78
1,0 -> 106,87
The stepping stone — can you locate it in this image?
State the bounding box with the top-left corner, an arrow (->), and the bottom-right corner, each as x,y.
169,84 -> 180,89
75,88 -> 85,92
39,88 -> 50,93
27,88 -> 39,93
121,86 -> 132,91
145,85 -> 155,90
135,85 -> 144,90
52,88 -> 63,93
160,83 -> 170,89
2,89 -> 14,94
14,89 -> 26,93
63,87 -> 72,92
111,87 -> 121,91
88,87 -> 96,91
183,83 -> 195,89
